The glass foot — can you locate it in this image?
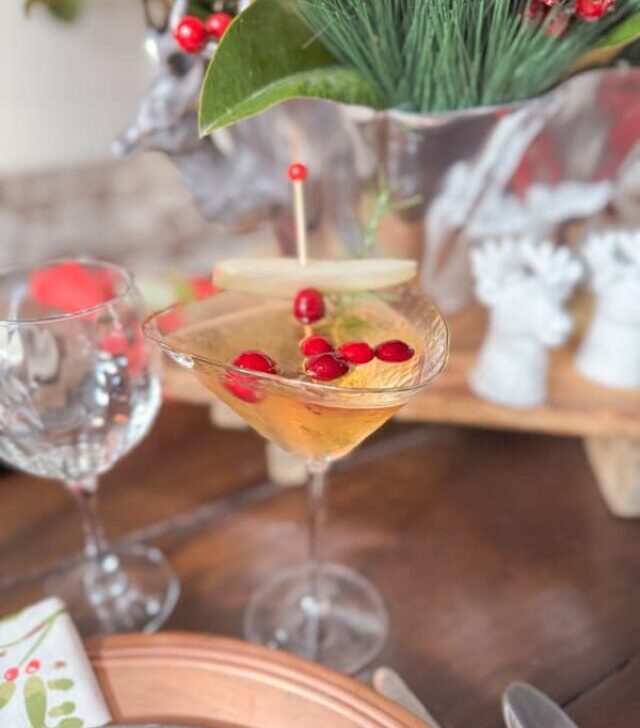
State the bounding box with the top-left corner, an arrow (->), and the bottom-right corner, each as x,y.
44,542 -> 180,637
244,563 -> 388,675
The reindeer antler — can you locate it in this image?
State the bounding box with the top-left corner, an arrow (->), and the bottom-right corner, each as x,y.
471,239 -> 582,305
582,230 -> 640,292
520,240 -> 583,302
617,231 -> 640,269
471,239 -> 528,305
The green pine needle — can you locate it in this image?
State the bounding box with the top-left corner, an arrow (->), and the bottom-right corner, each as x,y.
294,0 -> 640,112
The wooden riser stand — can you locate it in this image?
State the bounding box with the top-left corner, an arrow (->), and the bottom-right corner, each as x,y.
162,293 -> 640,516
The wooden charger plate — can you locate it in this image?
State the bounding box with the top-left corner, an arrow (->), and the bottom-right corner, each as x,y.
87,633 -> 431,728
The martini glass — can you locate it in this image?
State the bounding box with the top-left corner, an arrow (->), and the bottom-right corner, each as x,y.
145,281 -> 448,673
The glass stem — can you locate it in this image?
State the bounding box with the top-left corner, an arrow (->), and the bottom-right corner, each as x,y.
306,460 -> 329,657
67,477 -> 109,561
307,460 -> 328,575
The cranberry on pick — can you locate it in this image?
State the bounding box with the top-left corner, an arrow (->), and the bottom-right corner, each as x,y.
300,334 -> 334,357
288,163 -> 308,182
338,341 -> 374,365
305,352 -> 349,381
375,340 -> 415,363
294,288 -> 325,324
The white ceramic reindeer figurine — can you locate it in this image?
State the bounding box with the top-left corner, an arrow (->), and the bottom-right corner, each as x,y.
576,231 -> 640,389
469,240 -> 582,408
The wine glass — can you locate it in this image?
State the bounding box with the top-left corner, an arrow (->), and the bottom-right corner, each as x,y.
0,258 -> 179,635
145,282 -> 448,673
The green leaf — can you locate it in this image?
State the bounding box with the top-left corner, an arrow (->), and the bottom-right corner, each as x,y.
24,676 -> 47,728
0,681 -> 16,710
569,12 -> 640,73
47,678 -> 74,691
198,0 -> 382,134
49,701 -> 76,717
57,718 -> 83,728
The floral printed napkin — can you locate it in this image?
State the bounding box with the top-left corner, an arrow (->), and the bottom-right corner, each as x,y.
0,598 -> 111,728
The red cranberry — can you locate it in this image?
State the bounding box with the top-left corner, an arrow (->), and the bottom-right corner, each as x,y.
288,163 -> 308,182
4,667 -> 18,682
300,335 -> 334,357
173,16 -> 208,53
233,350 -> 277,374
338,341 -> 374,364
223,374 -> 261,404
305,353 -> 349,381
294,288 -> 325,324
25,660 -> 40,674
375,340 -> 415,363
205,11 -> 233,38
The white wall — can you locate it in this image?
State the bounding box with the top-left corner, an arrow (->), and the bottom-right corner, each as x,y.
0,0 -> 153,173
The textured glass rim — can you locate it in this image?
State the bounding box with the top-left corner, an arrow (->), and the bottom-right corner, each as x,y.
0,257 -> 135,326
143,295 -> 450,398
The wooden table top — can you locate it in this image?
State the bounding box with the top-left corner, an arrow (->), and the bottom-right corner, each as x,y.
1,403 -> 639,728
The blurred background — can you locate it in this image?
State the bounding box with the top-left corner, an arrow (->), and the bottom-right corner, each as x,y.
0,0 -> 270,274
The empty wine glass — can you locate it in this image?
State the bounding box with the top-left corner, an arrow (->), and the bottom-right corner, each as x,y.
0,258 -> 179,635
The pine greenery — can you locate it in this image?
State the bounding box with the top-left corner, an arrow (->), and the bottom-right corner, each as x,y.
294,0 -> 639,112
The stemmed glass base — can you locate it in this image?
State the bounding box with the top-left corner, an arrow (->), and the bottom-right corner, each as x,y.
244,563 -> 388,675
43,542 -> 180,636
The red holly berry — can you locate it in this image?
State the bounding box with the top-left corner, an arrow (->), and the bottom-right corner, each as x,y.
233,350 -> 277,374
25,660 -> 41,674
205,12 -> 233,39
375,340 -> 415,363
173,16 -> 208,53
288,163 -> 308,182
575,0 -> 614,19
4,667 -> 18,682
294,288 -> 325,324
305,353 -> 349,381
300,334 -> 334,357
338,341 -> 374,365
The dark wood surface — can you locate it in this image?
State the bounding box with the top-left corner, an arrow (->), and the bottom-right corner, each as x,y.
1,403 -> 639,728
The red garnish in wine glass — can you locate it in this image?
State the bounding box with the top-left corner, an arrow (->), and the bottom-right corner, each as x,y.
294,288 -> 325,324
29,262 -> 113,314
375,340 -> 415,363
338,341 -> 374,365
300,334 -> 334,357
305,352 -> 349,381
